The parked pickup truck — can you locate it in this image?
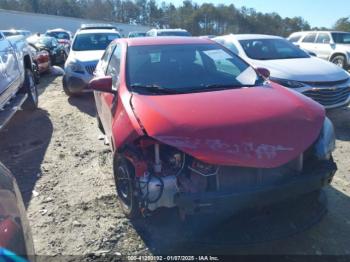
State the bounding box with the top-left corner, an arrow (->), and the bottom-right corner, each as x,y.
0,32 -> 38,130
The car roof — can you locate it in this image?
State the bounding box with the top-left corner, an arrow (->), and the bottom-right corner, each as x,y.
223,34 -> 283,40
47,28 -> 68,32
76,29 -> 121,35
292,30 -> 349,34
80,23 -> 118,30
149,28 -> 188,32
123,36 -> 214,46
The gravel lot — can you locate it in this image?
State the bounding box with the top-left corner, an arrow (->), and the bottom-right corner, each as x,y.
0,74 -> 349,259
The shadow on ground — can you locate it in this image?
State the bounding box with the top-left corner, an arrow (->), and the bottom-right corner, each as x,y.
131,187 -> 350,255
68,93 -> 96,117
0,108 -> 53,207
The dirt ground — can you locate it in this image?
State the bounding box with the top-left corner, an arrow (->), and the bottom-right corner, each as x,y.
0,74 -> 349,258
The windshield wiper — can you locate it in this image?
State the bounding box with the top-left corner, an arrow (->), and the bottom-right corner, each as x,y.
130,84 -> 181,94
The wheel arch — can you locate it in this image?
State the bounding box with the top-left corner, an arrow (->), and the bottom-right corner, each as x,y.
23,54 -> 33,71
329,52 -> 348,65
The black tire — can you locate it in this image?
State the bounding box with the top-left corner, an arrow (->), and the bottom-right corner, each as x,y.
97,115 -> 105,134
32,63 -> 40,84
113,155 -> 140,219
331,55 -> 346,69
62,76 -> 77,97
21,69 -> 39,111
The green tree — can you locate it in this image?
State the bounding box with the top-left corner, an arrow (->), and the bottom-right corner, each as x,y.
334,17 -> 350,31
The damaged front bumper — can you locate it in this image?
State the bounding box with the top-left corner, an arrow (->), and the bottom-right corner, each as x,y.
174,159 -> 337,215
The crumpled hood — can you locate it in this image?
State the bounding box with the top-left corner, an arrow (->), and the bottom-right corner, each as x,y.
251,57 -> 349,82
131,84 -> 325,168
71,50 -> 104,63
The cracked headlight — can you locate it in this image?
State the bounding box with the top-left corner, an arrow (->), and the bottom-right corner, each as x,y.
270,77 -> 305,88
314,117 -> 336,160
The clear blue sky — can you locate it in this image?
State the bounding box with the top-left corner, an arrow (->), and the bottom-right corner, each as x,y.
161,0 -> 350,28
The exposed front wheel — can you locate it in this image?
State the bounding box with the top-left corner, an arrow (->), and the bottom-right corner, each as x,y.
21,69 -> 39,111
113,155 -> 140,219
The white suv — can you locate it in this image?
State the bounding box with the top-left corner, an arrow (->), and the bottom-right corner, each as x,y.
288,31 -> 350,69
63,27 -> 120,96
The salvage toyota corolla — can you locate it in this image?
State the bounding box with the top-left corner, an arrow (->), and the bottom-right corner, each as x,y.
90,37 -> 337,218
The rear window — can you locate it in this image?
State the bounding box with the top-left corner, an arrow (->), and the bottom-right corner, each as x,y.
331,32 -> 350,44
72,33 -> 120,51
46,31 -> 70,40
239,38 -> 309,60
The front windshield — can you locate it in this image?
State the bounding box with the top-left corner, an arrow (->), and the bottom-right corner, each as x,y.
47,31 -> 70,40
127,43 -> 261,94
158,31 -> 192,36
72,33 -> 120,51
331,33 -> 350,44
239,38 -> 310,60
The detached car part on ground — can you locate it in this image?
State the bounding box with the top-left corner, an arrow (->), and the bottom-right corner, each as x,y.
90,37 -> 337,219
0,162 -> 35,260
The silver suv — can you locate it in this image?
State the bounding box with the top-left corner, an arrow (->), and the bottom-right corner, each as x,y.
288,31 -> 350,69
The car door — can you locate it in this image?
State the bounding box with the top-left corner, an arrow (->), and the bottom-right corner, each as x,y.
93,43 -> 118,137
100,43 -> 122,141
315,33 -> 333,60
299,32 -> 318,55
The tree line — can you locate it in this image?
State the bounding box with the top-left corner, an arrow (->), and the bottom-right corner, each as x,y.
0,0 -> 349,36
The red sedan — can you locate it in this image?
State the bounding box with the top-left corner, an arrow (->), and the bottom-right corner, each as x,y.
90,37 -> 336,219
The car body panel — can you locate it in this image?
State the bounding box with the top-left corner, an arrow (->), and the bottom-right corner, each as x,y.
0,34 -> 30,110
251,57 -> 349,82
131,83 -> 324,168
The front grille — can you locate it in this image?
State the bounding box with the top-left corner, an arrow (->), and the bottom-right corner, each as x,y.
302,78 -> 349,87
302,86 -> 350,107
85,64 -> 96,75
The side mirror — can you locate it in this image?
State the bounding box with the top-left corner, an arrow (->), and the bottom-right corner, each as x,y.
88,76 -> 114,93
256,67 -> 270,79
